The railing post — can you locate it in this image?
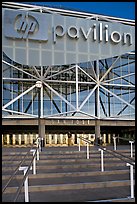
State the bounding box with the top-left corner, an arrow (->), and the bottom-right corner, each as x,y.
19,166 -> 29,202
129,141 -> 134,158
98,148 -> 106,172
30,150 -> 36,175
36,138 -> 40,160
113,136 -> 117,150
37,148 -> 39,160
87,142 -> 89,159
78,137 -> 80,151
126,163 -> 135,199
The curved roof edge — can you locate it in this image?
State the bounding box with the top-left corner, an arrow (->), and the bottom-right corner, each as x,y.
2,2 -> 135,26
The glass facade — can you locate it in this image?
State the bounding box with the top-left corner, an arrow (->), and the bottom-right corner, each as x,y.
2,52 -> 135,120
2,2 -> 135,123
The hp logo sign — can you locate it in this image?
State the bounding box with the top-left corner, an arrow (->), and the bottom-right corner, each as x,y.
4,10 -> 48,41
15,13 -> 38,39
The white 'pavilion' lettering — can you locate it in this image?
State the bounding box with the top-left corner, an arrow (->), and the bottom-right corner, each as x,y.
53,23 -> 132,45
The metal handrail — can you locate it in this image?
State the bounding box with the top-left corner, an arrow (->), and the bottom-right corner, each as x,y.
109,148 -> 135,161
2,136 -> 40,194
115,136 -> 135,142
77,136 -> 135,166
13,149 -> 38,202
78,135 -> 135,199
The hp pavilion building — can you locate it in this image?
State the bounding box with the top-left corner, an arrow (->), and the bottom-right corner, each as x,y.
2,2 -> 135,146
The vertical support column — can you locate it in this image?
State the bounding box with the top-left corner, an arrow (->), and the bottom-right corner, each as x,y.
30,134 -> 33,145
95,120 -> 100,145
12,134 -> 16,145
18,134 -> 21,145
76,65 -> 79,111
24,134 -> 28,145
95,60 -> 100,145
21,134 -> 24,145
54,134 -> 57,145
103,133 -> 106,146
108,133 -> 111,144
40,122 -> 45,147
6,134 -> 10,145
49,134 -> 52,145
38,83 -> 41,141
40,120 -> 45,142
60,134 -> 63,145
36,81 -> 43,149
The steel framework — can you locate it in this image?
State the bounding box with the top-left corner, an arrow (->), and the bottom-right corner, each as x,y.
2,53 -> 135,120
2,2 -> 135,122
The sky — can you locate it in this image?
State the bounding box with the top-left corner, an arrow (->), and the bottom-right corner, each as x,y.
21,2 -> 135,20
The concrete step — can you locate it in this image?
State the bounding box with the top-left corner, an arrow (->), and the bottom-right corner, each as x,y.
2,169 -> 130,187
2,152 -> 134,161
2,169 -> 129,180
3,179 -> 131,193
2,161 -> 129,174
2,146 -> 135,202
3,156 -> 132,166
2,181 -> 132,202
3,186 -> 133,202
2,146 -> 135,155
91,197 -> 135,202
2,149 -> 134,153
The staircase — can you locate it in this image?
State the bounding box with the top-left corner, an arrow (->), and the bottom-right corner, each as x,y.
2,145 -> 135,202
